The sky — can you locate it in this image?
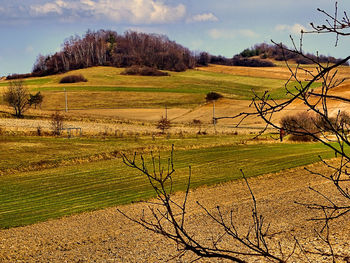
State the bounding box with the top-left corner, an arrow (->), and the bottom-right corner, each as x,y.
1,0 -> 350,76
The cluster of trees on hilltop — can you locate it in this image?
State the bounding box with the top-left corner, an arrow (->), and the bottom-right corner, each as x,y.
196,42 -> 348,68
30,30 -> 195,77
197,52 -> 275,67
239,43 -> 349,65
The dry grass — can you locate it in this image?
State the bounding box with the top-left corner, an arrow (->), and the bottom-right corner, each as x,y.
198,64 -> 306,80
39,91 -> 203,110
199,63 -> 350,83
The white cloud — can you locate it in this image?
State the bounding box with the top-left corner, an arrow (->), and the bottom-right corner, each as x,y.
209,28 -> 259,39
275,23 -> 307,35
29,0 -> 186,24
30,1 -> 67,15
188,13 -> 218,23
239,29 -> 259,38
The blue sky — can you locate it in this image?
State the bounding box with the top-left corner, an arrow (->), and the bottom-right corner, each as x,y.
1,0 -> 350,76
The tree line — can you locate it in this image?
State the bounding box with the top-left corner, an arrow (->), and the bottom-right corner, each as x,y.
197,42 -> 349,68
197,51 -> 275,67
239,42 -> 349,65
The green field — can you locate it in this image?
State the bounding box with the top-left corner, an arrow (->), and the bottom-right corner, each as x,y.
0,67 -> 320,110
0,134 -> 256,172
0,134 -> 335,229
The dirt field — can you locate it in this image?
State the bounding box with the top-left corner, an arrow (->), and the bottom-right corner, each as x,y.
1,161 -> 349,262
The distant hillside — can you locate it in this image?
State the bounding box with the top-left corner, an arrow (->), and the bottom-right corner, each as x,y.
196,43 -> 349,68
238,43 -> 348,65
28,30 -> 195,77
196,51 -> 275,68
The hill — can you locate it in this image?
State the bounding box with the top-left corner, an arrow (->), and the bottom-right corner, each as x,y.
6,30 -> 195,80
2,63 -> 350,131
0,65 -> 318,111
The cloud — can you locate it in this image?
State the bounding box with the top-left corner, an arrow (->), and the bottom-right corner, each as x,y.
275,23 -> 307,35
28,0 -> 186,24
188,13 -> 218,23
209,28 -> 259,39
30,1 -> 66,15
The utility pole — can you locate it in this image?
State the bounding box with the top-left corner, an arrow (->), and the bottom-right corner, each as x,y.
213,100 -> 216,133
64,88 -> 68,112
165,104 -> 168,120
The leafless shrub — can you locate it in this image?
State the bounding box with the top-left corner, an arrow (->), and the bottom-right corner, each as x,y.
121,66 -> 169,76
280,111 -> 350,141
156,117 -> 171,134
59,74 -> 87,83
50,111 -> 64,136
28,92 -> 44,109
280,112 -> 319,141
206,92 -> 223,101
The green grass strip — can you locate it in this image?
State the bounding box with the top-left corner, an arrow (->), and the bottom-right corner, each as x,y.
0,142 -> 334,229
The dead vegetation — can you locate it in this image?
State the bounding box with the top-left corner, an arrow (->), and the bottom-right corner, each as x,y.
59,74 -> 87,83
121,66 -> 169,76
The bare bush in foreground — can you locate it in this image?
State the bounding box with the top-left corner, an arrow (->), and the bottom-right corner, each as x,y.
119,147 -> 290,262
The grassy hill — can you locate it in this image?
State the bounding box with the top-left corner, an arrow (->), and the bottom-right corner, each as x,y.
0,65 -> 319,111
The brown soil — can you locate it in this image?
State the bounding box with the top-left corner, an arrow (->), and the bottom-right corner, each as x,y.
1,162 -> 349,262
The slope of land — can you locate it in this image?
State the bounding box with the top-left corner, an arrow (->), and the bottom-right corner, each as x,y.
0,64 -> 327,134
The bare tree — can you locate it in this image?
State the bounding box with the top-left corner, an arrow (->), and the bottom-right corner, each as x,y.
119,2 -> 350,262
119,147 -> 289,262
28,91 -> 44,109
3,80 -> 30,118
50,111 -> 64,136
156,116 -> 171,134
214,1 -> 350,260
